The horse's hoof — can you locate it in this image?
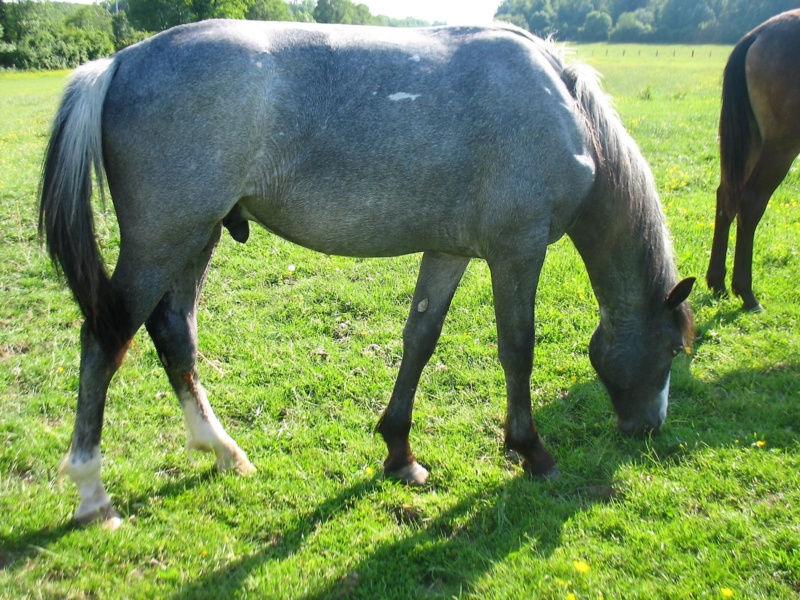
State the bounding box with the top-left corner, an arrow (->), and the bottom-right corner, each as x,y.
743,301 -> 765,313
387,461 -> 429,486
234,457 -> 257,475
216,451 -> 256,475
524,462 -> 560,481
202,440 -> 256,474
710,287 -> 728,299
74,502 -> 123,530
543,466 -> 561,480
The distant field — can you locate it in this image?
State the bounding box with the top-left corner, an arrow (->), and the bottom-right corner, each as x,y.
1,44 -> 799,599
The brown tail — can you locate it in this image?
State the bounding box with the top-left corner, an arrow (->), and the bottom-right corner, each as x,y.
718,33 -> 759,216
38,58 -> 130,357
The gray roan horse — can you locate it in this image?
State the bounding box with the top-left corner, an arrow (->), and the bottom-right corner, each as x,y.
39,20 -> 695,528
706,9 -> 800,311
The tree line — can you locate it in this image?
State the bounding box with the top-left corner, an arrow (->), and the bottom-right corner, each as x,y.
1,0 -> 798,70
0,0 -> 430,69
495,0 -> 799,43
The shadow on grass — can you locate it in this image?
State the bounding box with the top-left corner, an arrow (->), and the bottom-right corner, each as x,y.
5,336 -> 797,598
164,381 -> 667,599
153,347 -> 796,598
167,474 -> 596,599
0,471 -> 215,573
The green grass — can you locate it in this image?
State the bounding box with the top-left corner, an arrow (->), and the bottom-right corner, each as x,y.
1,45 -> 799,599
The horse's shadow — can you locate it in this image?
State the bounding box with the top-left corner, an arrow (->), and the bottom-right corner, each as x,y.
4,336 -> 797,598
0,472 -> 215,570
152,381 -> 669,597
167,457 -> 613,600
167,336 -> 799,599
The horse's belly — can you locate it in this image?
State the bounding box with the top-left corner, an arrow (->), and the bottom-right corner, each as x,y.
239,197 -> 475,258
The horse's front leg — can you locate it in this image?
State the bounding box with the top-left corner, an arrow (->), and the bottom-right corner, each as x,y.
488,254 -> 558,478
376,252 -> 469,485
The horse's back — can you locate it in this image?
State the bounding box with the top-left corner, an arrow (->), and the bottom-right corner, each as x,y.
101,20 -> 596,258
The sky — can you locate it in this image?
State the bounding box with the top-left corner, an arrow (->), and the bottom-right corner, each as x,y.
358,0 -> 502,26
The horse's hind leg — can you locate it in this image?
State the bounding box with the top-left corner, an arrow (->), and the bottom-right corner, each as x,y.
59,325 -> 131,528
61,222 -> 242,526
145,225 -> 254,474
60,251 -> 184,527
706,185 -> 735,298
731,148 -> 796,311
376,252 -> 469,485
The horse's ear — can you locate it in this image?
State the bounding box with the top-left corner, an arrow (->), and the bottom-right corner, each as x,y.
665,277 -> 696,310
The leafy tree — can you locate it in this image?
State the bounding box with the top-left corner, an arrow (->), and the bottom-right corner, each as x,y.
528,10 -> 555,35
555,0 -> 593,38
656,0 -> 715,41
581,10 -> 612,40
112,11 -> 151,49
247,0 -> 292,21
313,0 -> 348,23
65,5 -> 113,34
607,0 -> 649,20
127,0 -> 190,31
495,12 -> 530,28
288,0 -> 315,22
313,0 -> 379,25
610,10 -> 652,41
189,0 -> 252,21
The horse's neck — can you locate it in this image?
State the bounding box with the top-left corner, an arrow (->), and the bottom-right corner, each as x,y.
567,184 -> 664,317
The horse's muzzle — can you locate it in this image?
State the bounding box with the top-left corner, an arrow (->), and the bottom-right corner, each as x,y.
617,375 -> 669,437
617,415 -> 662,437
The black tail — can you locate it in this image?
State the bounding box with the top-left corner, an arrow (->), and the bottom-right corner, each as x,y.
38,58 -> 130,357
718,33 -> 759,216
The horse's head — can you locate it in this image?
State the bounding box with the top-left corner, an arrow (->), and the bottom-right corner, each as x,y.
588,277 -> 695,437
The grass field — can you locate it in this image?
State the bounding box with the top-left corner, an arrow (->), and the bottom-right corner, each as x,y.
1,43 -> 799,599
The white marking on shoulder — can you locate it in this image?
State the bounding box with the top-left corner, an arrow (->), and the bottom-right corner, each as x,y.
388,92 -> 421,102
409,55 -> 421,62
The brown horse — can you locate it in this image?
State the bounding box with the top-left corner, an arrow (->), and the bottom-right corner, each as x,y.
706,9 -> 800,311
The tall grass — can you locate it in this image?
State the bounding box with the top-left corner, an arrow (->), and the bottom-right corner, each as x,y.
1,46 -> 798,598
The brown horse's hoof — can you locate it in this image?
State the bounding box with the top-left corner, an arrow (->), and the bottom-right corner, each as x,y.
709,285 -> 728,299
523,462 -> 560,481
743,300 -> 765,313
522,464 -> 561,481
732,287 -> 764,313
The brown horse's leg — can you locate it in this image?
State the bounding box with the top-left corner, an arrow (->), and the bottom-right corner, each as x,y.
731,149 -> 795,311
376,252 -> 469,485
488,253 -> 557,479
706,184 -> 735,298
145,225 -> 254,474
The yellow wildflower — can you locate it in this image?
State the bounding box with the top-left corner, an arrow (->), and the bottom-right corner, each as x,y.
573,560 -> 591,574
